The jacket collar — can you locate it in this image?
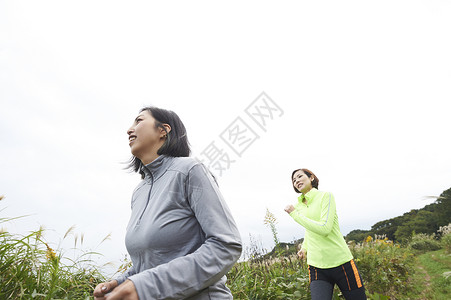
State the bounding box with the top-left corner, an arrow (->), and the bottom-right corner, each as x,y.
141,155 -> 174,182
298,188 -> 319,205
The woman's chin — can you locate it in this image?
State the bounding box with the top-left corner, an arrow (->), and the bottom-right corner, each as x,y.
130,147 -> 141,158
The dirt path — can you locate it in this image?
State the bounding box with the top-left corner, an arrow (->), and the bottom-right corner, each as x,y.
416,262 -> 432,299
410,249 -> 451,299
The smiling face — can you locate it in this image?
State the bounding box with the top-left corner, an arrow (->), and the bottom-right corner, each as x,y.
127,111 -> 168,165
292,170 -> 314,194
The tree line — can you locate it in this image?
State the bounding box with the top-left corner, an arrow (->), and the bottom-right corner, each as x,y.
346,187 -> 451,243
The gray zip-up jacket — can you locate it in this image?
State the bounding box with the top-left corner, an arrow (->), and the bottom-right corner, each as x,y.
115,155 -> 242,299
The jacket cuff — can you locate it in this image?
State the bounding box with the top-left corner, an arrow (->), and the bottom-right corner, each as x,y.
114,274 -> 127,285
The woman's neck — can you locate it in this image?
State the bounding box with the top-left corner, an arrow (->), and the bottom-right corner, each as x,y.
141,153 -> 160,165
301,187 -> 312,195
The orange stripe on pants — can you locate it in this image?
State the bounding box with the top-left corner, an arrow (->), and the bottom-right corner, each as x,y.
350,260 -> 363,288
342,265 -> 351,290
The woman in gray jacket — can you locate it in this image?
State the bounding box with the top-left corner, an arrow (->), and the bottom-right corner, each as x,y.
93,107 -> 242,300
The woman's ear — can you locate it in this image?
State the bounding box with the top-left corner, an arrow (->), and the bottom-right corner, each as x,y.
161,123 -> 172,136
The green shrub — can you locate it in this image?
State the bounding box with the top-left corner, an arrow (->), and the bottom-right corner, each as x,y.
350,235 -> 415,298
440,234 -> 451,254
408,233 -> 441,253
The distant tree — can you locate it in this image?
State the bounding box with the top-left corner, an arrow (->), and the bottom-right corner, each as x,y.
345,229 -> 372,243
393,210 -> 436,242
346,187 -> 451,243
435,188 -> 451,227
371,215 -> 405,241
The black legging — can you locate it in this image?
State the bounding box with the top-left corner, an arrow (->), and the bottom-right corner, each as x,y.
310,280 -> 367,300
308,260 -> 367,300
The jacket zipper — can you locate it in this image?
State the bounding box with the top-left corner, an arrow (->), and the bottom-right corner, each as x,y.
137,171 -> 154,226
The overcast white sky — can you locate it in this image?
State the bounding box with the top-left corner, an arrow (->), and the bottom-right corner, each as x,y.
1,1 -> 450,277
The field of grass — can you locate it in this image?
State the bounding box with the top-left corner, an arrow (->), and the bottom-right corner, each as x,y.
1,195 -> 450,299
0,226 -> 107,299
227,234 -> 451,300
0,198 -> 110,299
4,228 -> 449,299
406,249 -> 451,300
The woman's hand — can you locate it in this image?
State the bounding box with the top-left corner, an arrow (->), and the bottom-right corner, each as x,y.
93,280 -> 118,299
103,280 -> 138,300
297,249 -> 307,260
284,204 -> 295,214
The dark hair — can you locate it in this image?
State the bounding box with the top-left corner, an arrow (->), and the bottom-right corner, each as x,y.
291,168 -> 319,193
127,106 -> 191,177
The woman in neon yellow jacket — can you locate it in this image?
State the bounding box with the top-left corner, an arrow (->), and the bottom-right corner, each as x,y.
285,168 -> 367,300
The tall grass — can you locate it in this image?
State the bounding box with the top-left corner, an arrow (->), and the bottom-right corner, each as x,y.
438,223 -> 451,253
2,196 -> 449,299
228,252 -> 311,300
0,195 -> 108,299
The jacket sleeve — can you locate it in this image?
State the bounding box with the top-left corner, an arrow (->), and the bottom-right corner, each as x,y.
289,192 -> 336,237
114,265 -> 137,285
126,163 -> 242,299
301,231 -> 308,252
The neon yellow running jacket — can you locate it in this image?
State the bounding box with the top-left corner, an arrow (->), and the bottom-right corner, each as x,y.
289,188 -> 353,268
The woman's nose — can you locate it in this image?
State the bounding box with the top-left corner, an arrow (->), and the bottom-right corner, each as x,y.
127,127 -> 134,135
